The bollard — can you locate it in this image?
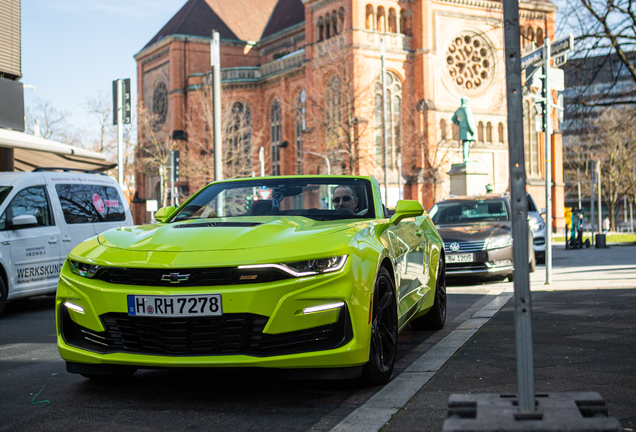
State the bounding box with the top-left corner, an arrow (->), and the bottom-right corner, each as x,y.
595,233 -> 607,249
443,393 -> 622,432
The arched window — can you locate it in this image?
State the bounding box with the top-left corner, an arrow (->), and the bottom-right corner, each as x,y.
486,122 -> 493,143
325,17 -> 331,39
365,4 -> 374,30
377,6 -> 386,32
519,25 -> 525,49
270,99 -> 282,176
477,121 -> 484,142
400,9 -> 408,35
452,123 -> 459,141
440,119 -> 447,141
523,100 -> 539,176
332,11 -> 338,35
317,17 -> 324,41
536,28 -> 544,46
388,8 -> 397,33
326,76 -> 342,150
498,122 -> 504,143
224,101 -> 252,178
374,71 -> 402,168
526,27 -> 534,47
339,7 -> 345,33
295,90 -> 306,174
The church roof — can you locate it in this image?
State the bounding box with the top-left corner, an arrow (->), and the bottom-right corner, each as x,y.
144,0 -> 305,48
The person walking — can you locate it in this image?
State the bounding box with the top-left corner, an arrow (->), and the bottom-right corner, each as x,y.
603,216 -> 610,233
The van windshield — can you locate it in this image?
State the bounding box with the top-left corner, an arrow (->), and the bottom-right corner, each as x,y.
0,187 -> 12,207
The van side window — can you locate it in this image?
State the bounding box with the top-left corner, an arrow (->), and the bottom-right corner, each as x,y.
5,187 -> 53,229
55,184 -> 126,224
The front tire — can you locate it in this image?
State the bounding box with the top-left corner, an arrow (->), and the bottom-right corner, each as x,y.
411,257 -> 447,331
361,267 -> 398,386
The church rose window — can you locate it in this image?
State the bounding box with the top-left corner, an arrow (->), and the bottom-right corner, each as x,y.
152,81 -> 168,132
446,33 -> 494,92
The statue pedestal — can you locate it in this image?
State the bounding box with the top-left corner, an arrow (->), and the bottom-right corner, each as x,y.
448,161 -> 490,196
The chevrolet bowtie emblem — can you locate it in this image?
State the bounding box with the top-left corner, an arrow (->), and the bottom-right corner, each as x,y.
161,272 -> 191,283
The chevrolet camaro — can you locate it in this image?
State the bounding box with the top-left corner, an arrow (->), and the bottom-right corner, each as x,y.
57,176 -> 445,385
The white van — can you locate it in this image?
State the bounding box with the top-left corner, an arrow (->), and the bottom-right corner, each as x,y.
0,169 -> 133,315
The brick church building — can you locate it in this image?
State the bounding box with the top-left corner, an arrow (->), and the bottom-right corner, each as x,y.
133,0 -> 564,232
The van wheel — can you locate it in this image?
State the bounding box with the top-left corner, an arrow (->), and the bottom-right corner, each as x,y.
0,278 -> 6,317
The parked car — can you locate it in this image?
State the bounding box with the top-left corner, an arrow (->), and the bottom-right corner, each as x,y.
429,194 -> 535,282
0,169 -> 133,315
57,176 -> 445,385
526,193 -> 546,263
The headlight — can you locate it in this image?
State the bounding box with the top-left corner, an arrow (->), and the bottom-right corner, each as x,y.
487,235 -> 512,250
239,255 -> 348,278
530,220 -> 546,232
69,260 -> 101,278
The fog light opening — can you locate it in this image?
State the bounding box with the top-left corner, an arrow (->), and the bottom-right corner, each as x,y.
64,301 -> 85,314
303,302 -> 345,314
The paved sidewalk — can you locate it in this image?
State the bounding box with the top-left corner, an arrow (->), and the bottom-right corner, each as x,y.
382,245 -> 636,431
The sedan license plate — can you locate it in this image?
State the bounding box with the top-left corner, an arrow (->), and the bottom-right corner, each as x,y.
446,253 -> 474,263
127,294 -> 222,317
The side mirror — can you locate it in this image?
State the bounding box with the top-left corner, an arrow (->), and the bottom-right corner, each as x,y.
390,200 -> 424,225
11,214 -> 38,229
154,206 -> 175,223
540,207 -> 546,215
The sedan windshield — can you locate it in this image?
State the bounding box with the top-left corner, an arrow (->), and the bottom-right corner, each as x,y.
429,199 -> 509,224
172,178 -> 375,222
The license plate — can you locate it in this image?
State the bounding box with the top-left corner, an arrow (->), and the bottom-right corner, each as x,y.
446,253 -> 474,263
127,294 -> 222,317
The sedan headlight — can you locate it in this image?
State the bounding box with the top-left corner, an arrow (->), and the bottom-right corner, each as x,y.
69,260 -> 101,278
530,220 -> 546,232
239,255 -> 348,278
487,235 -> 513,250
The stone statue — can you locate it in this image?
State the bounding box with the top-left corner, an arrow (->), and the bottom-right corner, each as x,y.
451,97 -> 477,163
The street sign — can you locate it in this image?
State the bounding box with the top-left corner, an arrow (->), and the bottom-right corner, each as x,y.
549,67 -> 565,91
112,78 -> 132,125
521,47 -> 543,69
146,200 -> 158,212
172,150 -> 180,182
550,34 -> 574,58
554,54 -> 568,67
123,78 -> 131,124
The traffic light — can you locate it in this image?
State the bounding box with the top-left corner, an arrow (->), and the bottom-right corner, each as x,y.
172,150 -> 180,182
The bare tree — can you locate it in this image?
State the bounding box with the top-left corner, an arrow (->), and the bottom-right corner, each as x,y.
24,98 -> 75,142
82,90 -> 112,152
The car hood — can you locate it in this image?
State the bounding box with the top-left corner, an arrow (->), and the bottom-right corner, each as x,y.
98,217 -> 360,252
436,222 -> 512,242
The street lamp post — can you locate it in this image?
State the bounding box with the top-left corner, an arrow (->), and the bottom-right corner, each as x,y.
305,151 -> 331,175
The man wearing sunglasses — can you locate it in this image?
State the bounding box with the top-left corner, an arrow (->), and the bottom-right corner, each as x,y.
332,185 -> 359,213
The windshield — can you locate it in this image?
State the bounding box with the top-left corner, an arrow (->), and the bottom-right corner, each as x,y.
429,199 -> 509,224
172,178 -> 376,222
0,186 -> 12,208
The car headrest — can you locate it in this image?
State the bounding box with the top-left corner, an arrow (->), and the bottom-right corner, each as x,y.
250,200 -> 272,216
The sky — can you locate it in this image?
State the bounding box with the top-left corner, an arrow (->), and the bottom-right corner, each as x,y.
21,0 -> 186,138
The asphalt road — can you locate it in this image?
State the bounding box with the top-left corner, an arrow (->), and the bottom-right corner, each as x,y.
0,284 -> 500,432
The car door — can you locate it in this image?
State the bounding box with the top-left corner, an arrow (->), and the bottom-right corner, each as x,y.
392,218 -> 428,321
52,183 -> 99,258
87,183 -> 129,236
5,186 -> 61,296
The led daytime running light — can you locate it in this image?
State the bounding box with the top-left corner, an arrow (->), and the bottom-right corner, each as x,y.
302,302 -> 345,314
64,301 -> 85,314
239,255 -> 348,278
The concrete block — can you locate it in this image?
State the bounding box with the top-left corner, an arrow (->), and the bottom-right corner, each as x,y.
443,392 -> 623,432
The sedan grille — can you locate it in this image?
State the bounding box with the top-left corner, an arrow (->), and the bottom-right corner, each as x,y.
61,307 -> 351,357
94,267 -> 293,287
444,240 -> 486,253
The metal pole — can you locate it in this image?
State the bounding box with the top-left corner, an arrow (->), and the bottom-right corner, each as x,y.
117,79 -> 124,186
544,37 -> 552,285
170,150 -> 175,207
305,151 -> 331,175
398,153 -> 402,201
597,161 -> 602,234
503,0 -> 535,412
630,198 -> 633,233
259,146 -> 265,177
624,195 -> 627,231
591,161 -> 595,245
381,38 -> 389,206
211,31 -> 223,182
577,168 -> 581,210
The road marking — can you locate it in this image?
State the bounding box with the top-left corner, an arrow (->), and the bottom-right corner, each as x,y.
330,290 -> 513,432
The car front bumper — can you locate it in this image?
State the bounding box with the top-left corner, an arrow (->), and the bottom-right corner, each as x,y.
445,245 -> 514,278
56,260 -> 372,370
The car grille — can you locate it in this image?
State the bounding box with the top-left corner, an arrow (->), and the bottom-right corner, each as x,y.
94,267 -> 293,287
61,307 -> 351,357
446,262 -> 489,272
444,240 -> 487,253
533,237 -> 545,246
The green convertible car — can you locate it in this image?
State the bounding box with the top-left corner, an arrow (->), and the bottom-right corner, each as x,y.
57,176 -> 445,385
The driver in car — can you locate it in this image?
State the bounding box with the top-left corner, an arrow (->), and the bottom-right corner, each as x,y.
332,185 -> 359,214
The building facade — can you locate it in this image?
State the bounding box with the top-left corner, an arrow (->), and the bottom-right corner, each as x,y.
133,0 -> 564,231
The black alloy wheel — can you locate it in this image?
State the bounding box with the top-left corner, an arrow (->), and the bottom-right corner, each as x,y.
362,267 -> 398,386
411,256 -> 447,331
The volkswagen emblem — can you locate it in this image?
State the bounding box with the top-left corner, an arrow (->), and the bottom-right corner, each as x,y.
161,272 -> 191,283
449,242 -> 460,252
